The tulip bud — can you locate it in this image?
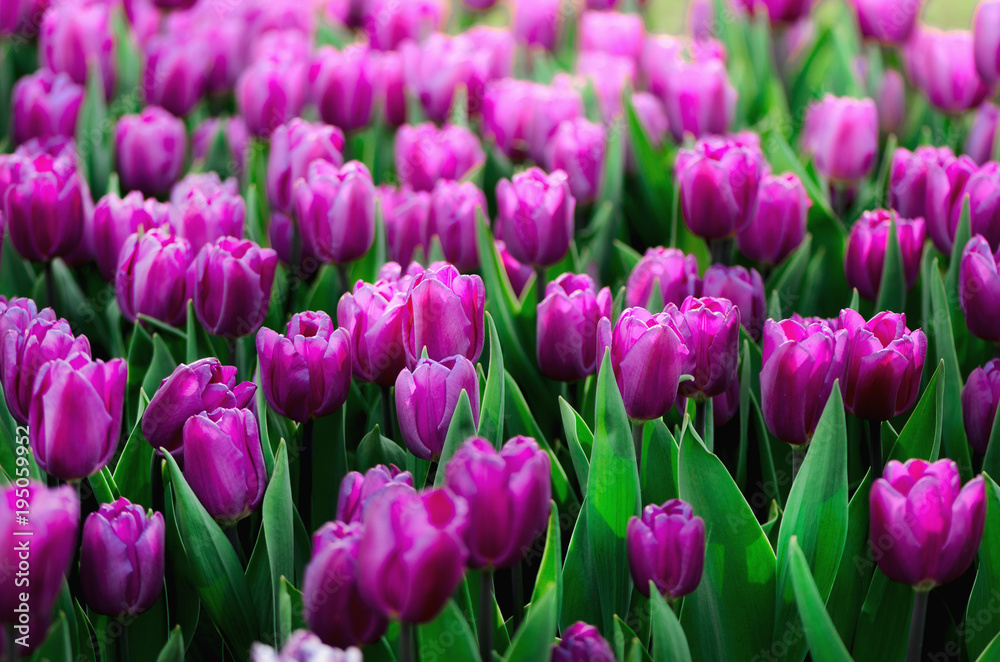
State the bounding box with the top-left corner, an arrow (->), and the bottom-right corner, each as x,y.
733,0 -> 813,23
513,0 -> 564,52
380,186 -> 431,266
676,134 -> 767,239
402,263 -> 486,366
701,265 -> 765,341
401,33 -> 490,124
524,83 -> 584,165
94,191 -> 172,281
626,247 -> 701,310
574,55 -> 636,122
257,311 -> 352,423
761,318 -> 846,445
358,485 -> 469,623
236,58 -> 308,138
29,356 -> 127,481
182,408 -> 267,524
251,630 -> 362,662
4,150 -> 87,262
537,274 -> 612,382
191,117 -> 249,174
370,50 -> 407,127
552,622 -> 616,662
338,280 -> 408,386
713,376 -> 740,427
11,69 -> 83,146
337,465 -> 415,524
877,69 -> 906,135
0,483 -> 79,651
960,235 -> 1000,344
293,161 -> 376,265
303,521 -> 388,647
40,0 -> 114,94
870,459 -> 985,588
975,0 -> 1000,86
142,33 -> 208,118
803,95 -> 878,182
189,237 -> 278,338
666,296 -> 740,401
267,119 -> 346,214
169,173 -> 246,252
310,45 -> 375,134
466,25 -> 515,81
848,0 -> 922,44
427,181 -> 488,272
606,307 -> 690,421
580,11 -> 643,62
962,359 -> 1000,455
395,355 -> 481,460
737,173 -> 810,266
142,357 -> 256,454
546,117 -> 606,204
965,103 -> 1000,166
905,28 -> 991,115
844,210 -> 926,301
1,309 -> 91,425
116,107 -> 187,197
961,163 -> 1000,254
839,309 -> 927,421
395,123 -> 485,193
496,168 -> 575,268
80,498 -> 164,618
659,58 -> 736,142
627,499 -> 705,599
363,0 -> 443,51
497,240 -> 534,297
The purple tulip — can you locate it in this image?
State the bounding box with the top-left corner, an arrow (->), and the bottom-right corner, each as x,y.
40,0 -> 114,95
267,119 -> 346,214
251,630 -> 362,662
142,357 -> 256,454
524,83 -> 585,166
848,0 -> 923,44
733,0 -> 814,23
962,359 -> 1000,455
152,0 -> 196,8
363,0 -> 443,51
303,521 -> 388,647
294,161 -> 376,265
80,497 -> 164,618
627,499 -> 705,599
658,58 -> 736,142
256,311 -> 352,423
189,237 -> 278,338
357,485 -> 469,623
93,191 -> 171,281
537,273 -> 612,382
960,235 -> 1000,343
844,210 -> 927,300
606,307 -> 690,421
675,134 -> 767,240
337,465 -> 415,524
761,318 -> 846,445
427,181 -> 488,272
641,34 -> 685,99
666,297 -> 740,400
445,436 -> 551,569
905,28 -> 991,115
401,33 -> 491,124
116,106 -> 187,197
169,173 -> 246,252
877,69 -> 906,135
803,95 -> 878,182
482,81 -> 534,159
960,163 -> 1000,255
395,355 -> 481,461
142,33 -> 208,118
0,0 -> 46,36
965,103 -> 1000,166
626,247 -> 702,310
310,45 -> 376,133
395,123 -> 485,193
975,0 -> 1000,86
580,11 -> 644,62
402,263 -> 486,367
713,376 -> 741,427
380,186 -> 431,266
889,146 -> 958,226
553,622 -> 616,662
338,279 -> 410,386
840,309 -> 927,421
737,173 -> 810,266
546,118 -> 606,204
870,459 -> 985,588
236,57 -> 308,138
576,52 -> 637,122
700,265 -> 766,341
29,356 -> 126,481
11,69 -> 83,146
497,240 -> 534,297
3,150 -> 87,262
465,25 -> 515,81
370,49 -> 407,127
191,116 -> 250,175
0,309 -> 91,425
513,0 -> 563,52
0,483 -> 78,652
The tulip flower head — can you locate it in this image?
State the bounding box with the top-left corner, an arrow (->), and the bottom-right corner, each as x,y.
961,359 -> 1000,455
537,273 -> 613,382
843,210 -> 927,301
627,499 -> 706,599
626,247 -> 702,310
959,235 -> 1000,344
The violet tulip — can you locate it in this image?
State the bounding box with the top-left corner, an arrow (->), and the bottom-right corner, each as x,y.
380,186 -> 431,266
303,521 -> 388,647
965,103 -> 1000,166
401,263 -> 485,366
142,33 -> 208,118
358,485 -> 469,623
142,357 -> 256,454
169,173 -> 246,252
626,247 -> 701,310
660,58 -> 737,142
337,465 -> 415,524
338,279 -> 409,386
701,265 -> 766,341
580,11 -> 644,62
961,163 -> 1000,254
401,33 -> 490,124
870,459 -> 985,588
889,146 -> 959,226
975,0 -> 1000,86
427,181 -> 487,272
445,436 -> 551,569
251,631 -> 362,662
802,95 -> 878,182
256,311 -> 352,423
848,0 -> 923,44
962,359 -> 1000,455
733,0 -> 814,24
839,309 -> 927,421
0,483 -> 78,652
498,240 -> 535,297
371,50 -> 407,127
0,0 -> 45,36
844,210 -> 927,301
363,0 -> 443,51
607,307 -> 690,421
189,237 -> 278,338
537,274 -> 612,382
878,69 -> 906,135
116,107 -> 187,197
496,168 -> 575,268
546,118 -> 606,204
738,173 -> 810,266
39,0 -> 114,94
761,318 -> 846,445
294,161 -> 376,265
395,355 -> 481,461
905,28 -> 992,115
191,117 -> 250,173
714,377 -> 741,427
29,356 -> 127,481
513,0 -> 563,52
115,229 -> 193,327
267,119 -> 346,215
11,70 -> 83,146
675,134 -> 767,240
626,499 -> 705,599
310,45 -> 375,134
553,622 -> 616,662
236,58 -> 308,138
80,498 -> 164,618
960,235 -> 1000,344
524,83 -> 584,166
93,191 -> 171,281
666,297 -> 740,400
395,123 -> 485,193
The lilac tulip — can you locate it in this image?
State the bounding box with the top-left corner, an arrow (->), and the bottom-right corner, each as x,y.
310,45 -> 376,134
546,118 -> 606,204
659,58 -> 736,142
11,70 -> 83,146
580,11 -> 644,62
666,297 -> 740,400
401,33 -> 490,124
142,33 -> 208,118
905,28 -> 991,115
844,210 -> 927,301
960,235 -> 1000,344
738,173 -> 810,266
337,465 -> 415,524
965,103 -> 1000,166
93,191 -> 171,281
513,0 -> 564,52
962,359 -> 1000,455
370,49 -> 407,127
537,274 -> 612,382
380,186 -> 431,266
803,95 -> 878,182
701,265 -> 766,340
363,0 -> 443,51
626,247 -> 702,310
395,123 -> 485,193
116,107 -> 187,197
627,499 -> 705,599
188,237 -> 278,338
236,57 -> 308,138
553,622 -> 616,662
168,173 -> 245,253
294,161 -> 376,265
401,263 -> 485,367
960,163 -> 1000,255
250,631 -> 362,662
975,0 -> 1000,85
338,278 -> 409,386
395,355 -> 481,461
889,146 -> 960,228
116,228 -> 192,328
427,181 -> 488,272
267,119 -> 346,214
40,0 -> 114,95
848,0 -> 923,44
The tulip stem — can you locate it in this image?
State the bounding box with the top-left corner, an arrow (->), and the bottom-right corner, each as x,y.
792,445 -> 808,483
337,263 -> 351,299
44,260 -> 56,310
632,421 -> 644,472
512,561 -> 525,634
224,525 -> 241,559
709,239 -> 733,266
479,570 -> 494,662
906,589 -> 930,662
868,419 -> 883,477
300,418 -> 315,532
534,266 -> 547,301
381,385 -> 394,439
5,624 -> 17,662
695,403 -> 707,445
399,622 -> 415,662
117,618 -> 131,662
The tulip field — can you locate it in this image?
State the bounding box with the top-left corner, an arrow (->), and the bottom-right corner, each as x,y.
5,0 -> 1000,661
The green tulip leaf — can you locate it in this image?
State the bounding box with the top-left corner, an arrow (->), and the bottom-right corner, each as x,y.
479,312 -> 505,449
787,537 -> 853,662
